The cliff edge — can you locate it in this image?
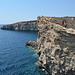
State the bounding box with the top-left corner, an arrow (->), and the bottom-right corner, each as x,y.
37,16 -> 75,29
26,16 -> 75,75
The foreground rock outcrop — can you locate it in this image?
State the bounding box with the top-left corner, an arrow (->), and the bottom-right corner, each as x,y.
37,16 -> 75,29
26,16 -> 75,75
37,22 -> 75,75
1,20 -> 38,31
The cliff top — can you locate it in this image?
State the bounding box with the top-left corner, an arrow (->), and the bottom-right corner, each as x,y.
37,16 -> 75,29
9,20 -> 37,25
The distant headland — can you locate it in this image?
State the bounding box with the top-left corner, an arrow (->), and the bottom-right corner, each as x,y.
1,20 -> 38,31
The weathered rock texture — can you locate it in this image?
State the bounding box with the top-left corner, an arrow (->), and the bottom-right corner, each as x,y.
37,22 -> 75,75
1,20 -> 38,31
37,16 -> 75,29
26,16 -> 75,75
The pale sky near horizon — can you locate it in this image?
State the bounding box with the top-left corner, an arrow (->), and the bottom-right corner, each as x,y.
0,0 -> 75,24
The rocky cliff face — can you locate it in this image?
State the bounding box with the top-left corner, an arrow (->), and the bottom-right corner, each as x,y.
37,16 -> 75,29
26,16 -> 75,75
37,22 -> 75,75
1,20 -> 38,31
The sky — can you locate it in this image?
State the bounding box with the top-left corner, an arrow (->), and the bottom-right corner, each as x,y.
0,0 -> 75,24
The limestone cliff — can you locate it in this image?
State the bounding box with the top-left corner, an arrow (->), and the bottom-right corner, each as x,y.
37,16 -> 75,29
37,22 -> 75,75
26,16 -> 75,75
1,20 -> 38,31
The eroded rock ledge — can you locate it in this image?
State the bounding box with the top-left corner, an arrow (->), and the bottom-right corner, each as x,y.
26,17 -> 75,75
25,41 -> 38,50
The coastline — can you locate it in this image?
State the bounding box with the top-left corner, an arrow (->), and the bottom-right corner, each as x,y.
26,16 -> 75,75
1,16 -> 75,75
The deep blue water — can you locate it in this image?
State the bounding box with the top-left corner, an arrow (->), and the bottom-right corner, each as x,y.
0,25 -> 46,75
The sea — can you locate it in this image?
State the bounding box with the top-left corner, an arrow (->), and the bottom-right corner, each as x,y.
0,25 -> 46,75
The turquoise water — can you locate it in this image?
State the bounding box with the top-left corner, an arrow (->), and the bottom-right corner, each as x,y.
0,25 -> 46,75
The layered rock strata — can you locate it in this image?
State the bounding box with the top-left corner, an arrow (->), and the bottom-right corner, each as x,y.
1,20 -> 38,31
